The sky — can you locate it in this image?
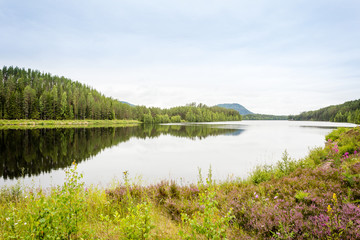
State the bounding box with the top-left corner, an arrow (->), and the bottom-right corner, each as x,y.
0,0 -> 359,115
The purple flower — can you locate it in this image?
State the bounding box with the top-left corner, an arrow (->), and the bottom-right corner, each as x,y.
274,196 -> 278,199
255,195 -> 259,199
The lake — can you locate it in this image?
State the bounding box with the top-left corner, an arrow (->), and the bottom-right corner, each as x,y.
0,120 -> 357,188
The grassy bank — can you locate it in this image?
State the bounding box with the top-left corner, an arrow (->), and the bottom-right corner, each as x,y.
0,119 -> 141,129
1,127 -> 360,239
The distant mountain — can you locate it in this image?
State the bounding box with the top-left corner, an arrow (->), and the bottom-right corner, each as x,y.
216,103 -> 253,115
120,101 -> 135,107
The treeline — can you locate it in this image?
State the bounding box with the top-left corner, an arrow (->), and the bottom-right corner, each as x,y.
242,114 -> 288,120
0,66 -> 241,123
289,99 -> 360,124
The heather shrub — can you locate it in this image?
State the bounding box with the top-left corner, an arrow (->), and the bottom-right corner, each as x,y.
169,180 -> 180,199
308,194 -> 360,239
228,154 -> 360,239
154,181 -> 170,205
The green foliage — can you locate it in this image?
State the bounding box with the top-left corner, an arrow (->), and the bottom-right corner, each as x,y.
143,112 -> 154,124
305,147 -> 328,166
326,128 -> 349,142
118,202 -> 154,239
275,150 -> 298,178
100,172 -> 154,239
290,99 -> 360,124
170,115 -> 182,123
180,188 -> 234,240
326,127 -> 360,156
249,164 -> 274,184
0,162 -> 87,239
250,151 -> 298,184
294,190 -> 310,202
243,114 -> 288,120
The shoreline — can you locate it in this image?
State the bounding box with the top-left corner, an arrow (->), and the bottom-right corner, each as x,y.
0,119 -> 141,129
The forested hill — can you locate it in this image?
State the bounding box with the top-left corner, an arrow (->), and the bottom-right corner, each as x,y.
0,66 -> 241,123
289,99 -> 360,124
216,103 -> 253,115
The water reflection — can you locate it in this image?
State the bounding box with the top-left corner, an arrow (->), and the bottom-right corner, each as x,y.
0,125 -> 240,180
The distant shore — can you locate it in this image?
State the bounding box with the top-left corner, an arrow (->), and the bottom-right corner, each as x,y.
0,119 -> 141,129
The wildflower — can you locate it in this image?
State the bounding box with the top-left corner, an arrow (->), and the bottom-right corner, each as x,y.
274,196 -> 278,199
6,217 -> 10,221
327,205 -> 332,213
354,150 -> 357,155
333,193 -> 337,203
255,194 -> 259,199
24,222 -> 27,225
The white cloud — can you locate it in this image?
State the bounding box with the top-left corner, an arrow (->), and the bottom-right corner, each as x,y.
0,0 -> 359,115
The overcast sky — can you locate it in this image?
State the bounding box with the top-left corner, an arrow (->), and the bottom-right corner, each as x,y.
1,0 -> 359,115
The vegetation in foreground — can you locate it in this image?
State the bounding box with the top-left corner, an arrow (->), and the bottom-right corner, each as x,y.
1,127 -> 360,239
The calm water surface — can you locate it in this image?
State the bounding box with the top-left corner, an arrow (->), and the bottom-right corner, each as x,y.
0,121 -> 357,187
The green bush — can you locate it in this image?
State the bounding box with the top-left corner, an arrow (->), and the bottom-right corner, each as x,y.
326,127 -> 349,141
179,188 -> 234,240
294,190 -> 310,203
249,165 -> 274,184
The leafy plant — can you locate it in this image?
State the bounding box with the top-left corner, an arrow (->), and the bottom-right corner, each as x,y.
118,202 -> 154,240
294,190 -> 309,203
180,187 -> 234,240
